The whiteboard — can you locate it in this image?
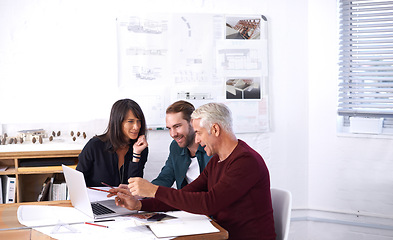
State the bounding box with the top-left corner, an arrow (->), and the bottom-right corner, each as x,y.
117,13 -> 269,133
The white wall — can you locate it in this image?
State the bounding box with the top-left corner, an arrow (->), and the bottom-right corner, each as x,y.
309,0 -> 393,219
0,0 -> 306,199
267,0 -> 309,209
307,0 -> 393,239
1,0 -> 393,239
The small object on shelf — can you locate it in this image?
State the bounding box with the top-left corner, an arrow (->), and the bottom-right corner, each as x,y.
14,138 -> 17,144
72,136 -> 76,141
2,175 -> 16,203
9,138 -> 14,144
50,173 -> 67,201
1,150 -> 80,203
52,131 -> 56,137
57,131 -> 61,136
32,137 -> 36,144
70,131 -> 74,136
39,136 -> 43,144
83,132 -> 87,139
0,177 -> 2,203
37,177 -> 52,201
1,137 -> 5,145
20,137 -> 23,144
77,131 -> 80,137
49,136 -> 53,141
17,129 -> 46,142
0,166 -> 8,171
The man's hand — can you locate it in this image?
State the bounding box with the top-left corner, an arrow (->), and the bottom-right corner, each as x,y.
128,177 -> 159,198
108,186 -> 142,211
107,184 -> 130,197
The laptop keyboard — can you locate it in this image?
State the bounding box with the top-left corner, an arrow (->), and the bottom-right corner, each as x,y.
91,203 -> 115,215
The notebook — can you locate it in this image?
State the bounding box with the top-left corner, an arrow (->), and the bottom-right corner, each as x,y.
62,164 -> 137,219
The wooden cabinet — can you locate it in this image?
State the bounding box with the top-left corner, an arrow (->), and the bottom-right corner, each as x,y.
0,150 -> 80,203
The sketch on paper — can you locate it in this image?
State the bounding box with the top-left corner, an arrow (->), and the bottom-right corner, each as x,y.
177,91 -> 212,101
218,48 -> 261,70
170,14 -> 217,85
117,16 -> 169,87
225,17 -> 261,40
126,17 -> 167,34
226,78 -> 261,100
117,14 -> 269,132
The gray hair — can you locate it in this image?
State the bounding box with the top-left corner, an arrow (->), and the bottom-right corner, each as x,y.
191,102 -> 233,134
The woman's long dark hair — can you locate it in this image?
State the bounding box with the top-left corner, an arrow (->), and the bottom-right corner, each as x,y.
98,99 -> 147,151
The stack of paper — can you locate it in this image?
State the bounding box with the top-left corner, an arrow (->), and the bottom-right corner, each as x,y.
17,205 -> 219,240
147,211 -> 219,238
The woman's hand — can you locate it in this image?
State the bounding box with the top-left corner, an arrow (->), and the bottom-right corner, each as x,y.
133,135 -> 148,154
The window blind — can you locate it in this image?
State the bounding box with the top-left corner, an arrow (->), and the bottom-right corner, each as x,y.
338,0 -> 393,122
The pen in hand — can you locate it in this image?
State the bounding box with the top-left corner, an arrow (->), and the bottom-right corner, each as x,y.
88,187 -> 113,194
101,182 -> 114,188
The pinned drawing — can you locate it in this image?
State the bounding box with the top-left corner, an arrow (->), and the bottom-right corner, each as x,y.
117,13 -> 269,132
226,78 -> 261,100
226,17 -> 261,40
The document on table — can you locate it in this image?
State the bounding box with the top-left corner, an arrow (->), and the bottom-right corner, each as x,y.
148,211 -> 220,238
17,205 -> 166,240
17,205 -> 219,240
17,205 -> 92,226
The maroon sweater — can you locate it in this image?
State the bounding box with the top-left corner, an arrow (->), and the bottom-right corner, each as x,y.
141,140 -> 276,240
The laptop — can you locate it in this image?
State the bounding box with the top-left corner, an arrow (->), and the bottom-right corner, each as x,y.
62,164 -> 137,219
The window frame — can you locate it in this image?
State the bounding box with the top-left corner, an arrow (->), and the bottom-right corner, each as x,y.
338,0 -> 393,135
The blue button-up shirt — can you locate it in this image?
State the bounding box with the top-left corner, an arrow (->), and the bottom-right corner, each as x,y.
152,140 -> 211,189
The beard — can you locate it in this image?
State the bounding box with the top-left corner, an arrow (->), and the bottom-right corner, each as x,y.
185,127 -> 196,148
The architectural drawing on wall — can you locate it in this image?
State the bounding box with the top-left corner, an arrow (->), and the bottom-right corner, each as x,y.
117,14 -> 269,132
126,47 -> 167,56
127,17 -> 168,34
133,66 -> 161,80
226,100 -> 269,133
226,78 -> 261,100
218,48 -> 261,70
177,91 -> 213,100
170,14 -> 218,86
180,16 -> 192,37
135,94 -> 167,127
225,17 -> 261,40
117,15 -> 170,88
174,70 -> 209,83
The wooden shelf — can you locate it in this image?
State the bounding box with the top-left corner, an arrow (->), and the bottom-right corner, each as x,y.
0,167 -> 16,175
0,150 -> 81,159
17,165 -> 77,174
0,150 -> 80,203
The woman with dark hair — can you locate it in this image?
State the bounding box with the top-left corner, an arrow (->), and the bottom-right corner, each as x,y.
76,99 -> 149,187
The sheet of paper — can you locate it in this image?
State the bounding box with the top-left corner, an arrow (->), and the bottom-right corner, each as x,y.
33,219 -> 172,240
17,206 -> 217,240
17,205 -> 172,240
148,211 -> 219,238
87,187 -> 115,202
17,205 -> 92,226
